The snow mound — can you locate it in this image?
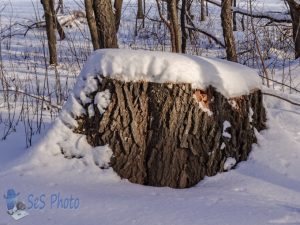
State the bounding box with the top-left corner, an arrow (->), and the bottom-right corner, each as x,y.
78,49 -> 261,98
25,49 -> 262,180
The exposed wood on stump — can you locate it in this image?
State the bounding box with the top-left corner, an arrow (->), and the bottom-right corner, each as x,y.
74,77 -> 266,188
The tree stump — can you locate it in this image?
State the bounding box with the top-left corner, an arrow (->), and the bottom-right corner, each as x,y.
73,76 -> 266,188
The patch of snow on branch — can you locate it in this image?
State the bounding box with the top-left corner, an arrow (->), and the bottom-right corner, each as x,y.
79,49 -> 261,98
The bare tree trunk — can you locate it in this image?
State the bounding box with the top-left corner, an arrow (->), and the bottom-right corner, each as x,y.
93,0 -> 118,48
143,0 -> 146,27
286,0 -> 300,59
85,0 -> 100,50
53,12 -> 66,40
55,0 -> 64,14
200,0 -> 206,21
180,0 -> 188,53
167,0 -> 182,53
114,0 -> 123,32
41,0 -> 57,65
137,0 -> 144,19
233,0 -> 237,31
221,0 -> 237,62
155,0 -> 181,52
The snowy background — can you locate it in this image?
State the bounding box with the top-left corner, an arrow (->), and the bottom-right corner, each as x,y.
0,0 -> 300,224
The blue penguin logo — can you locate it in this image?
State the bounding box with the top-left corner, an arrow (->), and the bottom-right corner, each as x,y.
4,189 -> 20,212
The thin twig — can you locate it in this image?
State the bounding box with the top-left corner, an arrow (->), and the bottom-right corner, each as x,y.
262,92 -> 300,106
0,89 -> 62,110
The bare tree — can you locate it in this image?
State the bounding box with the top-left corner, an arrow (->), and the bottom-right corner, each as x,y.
168,0 -> 182,52
221,0 -> 237,62
180,0 -> 188,53
84,0 -> 100,50
137,0 -> 144,19
200,0 -> 206,21
114,0 -> 123,32
93,0 -> 118,48
156,0 -> 182,52
285,0 -> 300,59
55,0 -> 64,14
232,0 -> 237,31
53,9 -> 66,40
41,0 -> 57,65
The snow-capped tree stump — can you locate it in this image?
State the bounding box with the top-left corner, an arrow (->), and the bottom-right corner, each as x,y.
66,49 -> 266,188
74,78 -> 265,188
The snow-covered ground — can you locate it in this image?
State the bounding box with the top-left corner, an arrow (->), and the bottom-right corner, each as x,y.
0,91 -> 300,225
1,0 -> 300,224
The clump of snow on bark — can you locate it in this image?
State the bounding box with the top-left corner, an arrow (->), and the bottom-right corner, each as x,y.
229,99 -> 238,109
73,76 -> 99,105
220,142 -> 226,150
79,49 -> 261,98
249,107 -> 254,123
94,89 -> 111,114
88,104 -> 95,118
223,121 -> 232,138
64,94 -> 86,117
93,145 -> 113,169
224,157 -> 237,171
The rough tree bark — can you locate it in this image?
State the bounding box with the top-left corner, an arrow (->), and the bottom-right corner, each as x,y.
93,0 -> 118,48
84,0 -> 100,50
74,78 -> 266,188
221,0 -> 238,62
41,0 -> 57,65
286,0 -> 300,59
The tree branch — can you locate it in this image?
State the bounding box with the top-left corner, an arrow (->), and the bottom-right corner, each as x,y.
262,92 -> 300,107
0,89 -> 62,110
206,0 -> 291,23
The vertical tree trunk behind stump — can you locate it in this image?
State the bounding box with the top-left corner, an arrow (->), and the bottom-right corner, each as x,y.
41,0 -> 57,65
286,0 -> 300,59
75,77 -> 266,188
221,0 -> 238,62
85,0 -> 100,50
93,0 -> 118,48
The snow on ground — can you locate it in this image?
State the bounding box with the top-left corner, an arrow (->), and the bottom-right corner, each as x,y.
1,0 -> 300,224
0,90 -> 300,225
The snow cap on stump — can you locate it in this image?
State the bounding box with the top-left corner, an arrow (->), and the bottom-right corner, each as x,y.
76,49 -> 261,100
